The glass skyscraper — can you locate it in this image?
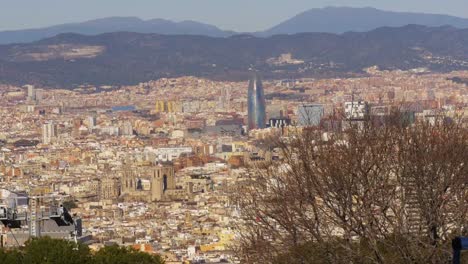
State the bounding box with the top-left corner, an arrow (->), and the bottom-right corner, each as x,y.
247,72 -> 266,130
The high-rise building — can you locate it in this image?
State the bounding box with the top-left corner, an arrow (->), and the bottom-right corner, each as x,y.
100,177 -> 120,200
26,85 -> 36,101
155,100 -> 181,113
217,86 -> 232,111
35,90 -> 43,101
247,72 -> 266,130
297,104 -> 324,127
120,121 -> 133,136
72,118 -> 83,138
42,122 -> 57,144
87,116 -> 97,129
155,100 -> 165,113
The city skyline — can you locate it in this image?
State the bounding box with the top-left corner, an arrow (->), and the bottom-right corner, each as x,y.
0,1 -> 467,263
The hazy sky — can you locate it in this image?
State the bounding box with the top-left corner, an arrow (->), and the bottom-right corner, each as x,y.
1,0 -> 468,32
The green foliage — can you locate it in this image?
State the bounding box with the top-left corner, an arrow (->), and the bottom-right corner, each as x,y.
0,237 -> 164,264
93,245 -> 165,264
62,200 -> 78,210
0,248 -> 23,264
22,237 -> 91,264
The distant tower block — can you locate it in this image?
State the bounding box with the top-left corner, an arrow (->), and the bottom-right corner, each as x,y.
155,100 -> 165,113
155,100 -> 181,113
87,116 -> 97,129
185,212 -> 193,227
42,122 -> 57,144
72,118 -> 82,138
224,87 -> 231,111
218,86 -> 232,111
26,85 -> 36,101
247,72 -> 266,130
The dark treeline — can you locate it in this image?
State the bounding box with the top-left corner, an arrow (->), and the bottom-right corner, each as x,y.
0,237 -> 165,264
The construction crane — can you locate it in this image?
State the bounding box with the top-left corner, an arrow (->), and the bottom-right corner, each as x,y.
0,194 -> 81,245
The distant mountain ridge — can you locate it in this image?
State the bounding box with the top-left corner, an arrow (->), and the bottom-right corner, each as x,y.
264,7 -> 468,35
2,7 -> 468,44
0,17 -> 233,44
0,25 -> 467,87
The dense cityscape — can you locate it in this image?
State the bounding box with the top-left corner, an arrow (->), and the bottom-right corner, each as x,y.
0,2 -> 468,264
0,67 -> 466,263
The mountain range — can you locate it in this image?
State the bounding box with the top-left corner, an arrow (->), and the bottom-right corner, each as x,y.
1,7 -> 468,44
265,7 -> 468,35
0,17 -> 233,44
0,25 -> 467,87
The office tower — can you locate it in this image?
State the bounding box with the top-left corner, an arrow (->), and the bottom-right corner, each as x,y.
297,104 -> 324,127
26,85 -> 36,101
247,72 -> 266,130
155,100 -> 165,113
155,100 -> 181,113
35,90 -> 43,101
120,121 -> 133,136
72,118 -> 82,138
218,86 -> 232,111
100,178 -> 120,200
87,116 -> 97,129
167,101 -> 175,113
42,122 -> 57,144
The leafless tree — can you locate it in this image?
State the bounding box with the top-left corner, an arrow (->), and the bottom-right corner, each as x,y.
233,114 -> 468,264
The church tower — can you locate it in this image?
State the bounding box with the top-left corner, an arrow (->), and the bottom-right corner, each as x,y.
150,164 -> 175,202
